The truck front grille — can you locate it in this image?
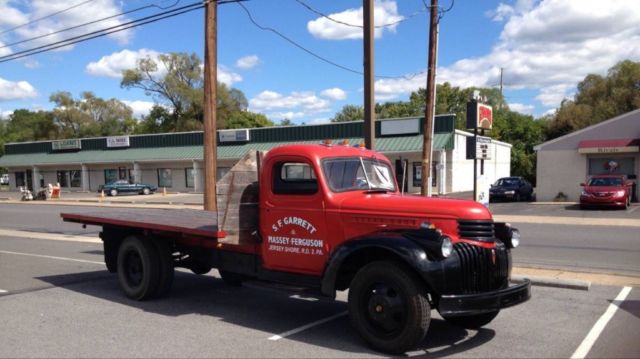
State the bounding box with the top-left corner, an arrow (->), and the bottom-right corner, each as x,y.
454,242 -> 509,294
458,219 -> 494,241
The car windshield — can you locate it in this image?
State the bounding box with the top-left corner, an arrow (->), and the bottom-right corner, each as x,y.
323,157 -> 396,192
494,178 -> 519,186
588,177 -> 623,186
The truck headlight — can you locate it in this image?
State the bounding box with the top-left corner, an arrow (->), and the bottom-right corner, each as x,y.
441,236 -> 453,258
510,228 -> 520,248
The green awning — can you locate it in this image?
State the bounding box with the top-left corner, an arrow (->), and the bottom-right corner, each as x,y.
0,133 -> 453,167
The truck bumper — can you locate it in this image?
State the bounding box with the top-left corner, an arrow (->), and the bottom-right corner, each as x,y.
438,279 -> 531,317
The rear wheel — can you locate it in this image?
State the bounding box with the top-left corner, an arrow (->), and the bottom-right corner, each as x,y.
348,261 -> 430,354
117,236 -> 160,300
442,310 -> 499,329
142,187 -> 151,195
109,188 -> 118,197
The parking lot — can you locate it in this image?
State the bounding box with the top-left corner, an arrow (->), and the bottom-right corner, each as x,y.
0,200 -> 638,357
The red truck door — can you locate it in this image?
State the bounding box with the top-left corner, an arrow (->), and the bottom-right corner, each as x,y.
261,157 -> 328,275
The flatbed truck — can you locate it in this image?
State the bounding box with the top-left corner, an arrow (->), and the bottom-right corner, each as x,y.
62,143 -> 530,353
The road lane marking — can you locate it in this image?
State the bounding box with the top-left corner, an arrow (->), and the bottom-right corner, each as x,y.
268,311 -> 347,341
0,228 -> 100,243
570,286 -> 632,359
0,250 -> 104,265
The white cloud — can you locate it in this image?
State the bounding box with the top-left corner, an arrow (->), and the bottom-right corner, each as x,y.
235,55 -> 260,69
308,117 -> 331,125
508,102 -> 535,114
2,0 -> 133,54
320,87 -> 347,100
373,0 -> 640,110
122,100 -> 156,118
0,40 -> 12,57
23,59 -> 40,69
218,66 -> 243,86
0,109 -> 14,118
86,49 -> 162,78
0,77 -> 38,101
249,90 -> 332,120
307,0 -> 403,40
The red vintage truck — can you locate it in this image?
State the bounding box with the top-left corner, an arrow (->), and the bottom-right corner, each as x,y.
62,143 -> 530,353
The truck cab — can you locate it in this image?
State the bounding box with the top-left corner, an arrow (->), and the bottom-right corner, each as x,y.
62,143 -> 530,354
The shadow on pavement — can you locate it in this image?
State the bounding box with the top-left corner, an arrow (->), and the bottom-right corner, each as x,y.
36,269 -> 495,356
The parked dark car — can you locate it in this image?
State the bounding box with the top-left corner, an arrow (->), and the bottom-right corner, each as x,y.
489,176 -> 533,202
580,174 -> 632,209
99,180 -> 157,196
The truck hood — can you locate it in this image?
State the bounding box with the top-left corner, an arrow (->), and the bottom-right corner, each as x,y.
337,192 -> 492,220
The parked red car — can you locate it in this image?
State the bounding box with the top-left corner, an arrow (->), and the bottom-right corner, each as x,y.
580,174 -> 632,209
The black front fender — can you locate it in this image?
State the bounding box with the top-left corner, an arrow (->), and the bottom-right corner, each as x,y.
320,233 -> 441,297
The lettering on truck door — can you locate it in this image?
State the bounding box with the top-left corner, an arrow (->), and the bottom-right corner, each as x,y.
262,158 -> 328,275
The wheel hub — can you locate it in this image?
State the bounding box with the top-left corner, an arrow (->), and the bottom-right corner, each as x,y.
365,284 -> 406,334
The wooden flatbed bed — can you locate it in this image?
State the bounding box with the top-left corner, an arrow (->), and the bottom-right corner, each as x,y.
61,208 -> 224,239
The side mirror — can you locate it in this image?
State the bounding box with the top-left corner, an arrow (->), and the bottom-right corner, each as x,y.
580,183 -> 586,187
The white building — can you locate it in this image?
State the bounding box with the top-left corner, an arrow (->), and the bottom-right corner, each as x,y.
534,109 -> 640,202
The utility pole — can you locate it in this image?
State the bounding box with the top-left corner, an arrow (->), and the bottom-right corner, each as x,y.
421,0 -> 438,196
203,0 -> 217,211
499,67 -> 504,97
363,0 -> 375,150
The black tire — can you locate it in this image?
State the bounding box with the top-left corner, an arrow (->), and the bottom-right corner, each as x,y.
103,238 -> 120,273
442,310 -> 499,329
625,196 -> 631,210
117,236 -> 161,300
514,193 -> 521,202
109,188 -> 118,197
219,270 -> 246,286
152,239 -> 174,297
142,187 -> 151,195
348,261 -> 430,354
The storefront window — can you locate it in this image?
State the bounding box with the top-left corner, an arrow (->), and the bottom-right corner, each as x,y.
15,172 -> 25,187
217,167 -> 230,180
158,168 -> 172,188
185,168 -> 195,188
57,171 -> 68,187
588,157 -> 635,176
70,170 -> 82,187
104,169 -> 118,184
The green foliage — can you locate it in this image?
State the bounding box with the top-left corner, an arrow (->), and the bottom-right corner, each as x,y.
225,111 -> 274,129
546,60 -> 640,139
331,104 -> 365,122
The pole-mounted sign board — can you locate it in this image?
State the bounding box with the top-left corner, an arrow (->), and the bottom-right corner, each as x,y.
466,135 -> 492,160
466,101 -> 493,130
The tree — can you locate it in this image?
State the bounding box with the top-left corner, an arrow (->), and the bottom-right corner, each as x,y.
278,119 -> 295,126
121,52 -> 262,131
331,105 -> 365,122
546,60 -> 640,139
225,111 -> 273,129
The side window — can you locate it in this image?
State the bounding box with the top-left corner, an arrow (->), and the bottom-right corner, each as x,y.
273,162 -> 318,195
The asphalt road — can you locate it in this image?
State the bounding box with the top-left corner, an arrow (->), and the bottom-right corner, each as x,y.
0,203 -> 638,276
0,234 -> 638,357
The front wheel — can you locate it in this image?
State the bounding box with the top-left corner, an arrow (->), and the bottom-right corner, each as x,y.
142,187 -> 151,195
109,188 -> 118,196
441,310 -> 499,329
348,261 -> 430,354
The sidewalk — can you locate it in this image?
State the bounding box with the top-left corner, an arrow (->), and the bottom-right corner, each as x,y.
0,190 -> 204,206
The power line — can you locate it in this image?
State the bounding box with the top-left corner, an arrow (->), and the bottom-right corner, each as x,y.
0,1 -> 254,64
237,1 -> 423,80
0,0 -> 183,50
0,1 -> 210,63
0,0 -> 97,36
294,0 -> 426,29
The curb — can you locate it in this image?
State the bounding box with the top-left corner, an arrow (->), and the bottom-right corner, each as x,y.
512,275 -> 590,291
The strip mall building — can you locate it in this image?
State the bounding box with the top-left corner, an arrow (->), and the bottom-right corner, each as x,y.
0,115 -> 512,195
535,109 -> 640,202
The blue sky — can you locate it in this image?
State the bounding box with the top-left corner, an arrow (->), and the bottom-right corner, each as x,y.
0,0 -> 639,124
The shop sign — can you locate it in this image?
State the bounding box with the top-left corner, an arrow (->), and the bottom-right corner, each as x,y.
219,129 -> 250,143
578,145 -> 639,154
466,102 -> 493,130
107,136 -> 130,148
52,139 -> 81,151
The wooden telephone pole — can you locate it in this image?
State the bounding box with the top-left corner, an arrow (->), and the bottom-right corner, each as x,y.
420,0 -> 438,196
363,0 -> 375,149
203,0 -> 218,211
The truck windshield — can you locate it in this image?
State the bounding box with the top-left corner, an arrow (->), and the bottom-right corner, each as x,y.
323,157 -> 396,192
